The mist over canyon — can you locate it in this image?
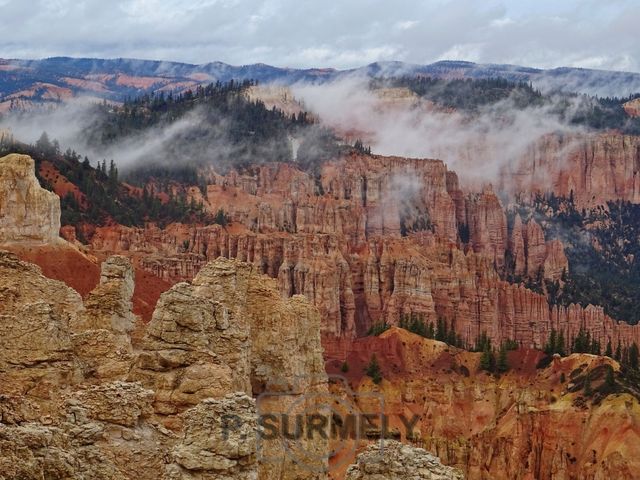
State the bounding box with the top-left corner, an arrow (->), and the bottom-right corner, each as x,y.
1,50 -> 640,480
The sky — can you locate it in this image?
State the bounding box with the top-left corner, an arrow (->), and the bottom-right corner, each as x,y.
0,0 -> 639,72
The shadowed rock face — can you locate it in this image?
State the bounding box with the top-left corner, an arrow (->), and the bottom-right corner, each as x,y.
0,154 -> 61,243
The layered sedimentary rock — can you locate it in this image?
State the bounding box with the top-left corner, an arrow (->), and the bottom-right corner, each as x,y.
71,255 -> 136,382
509,217 -> 568,281
0,153 -> 61,243
0,250 -> 329,479
345,441 -> 463,480
168,393 -> 258,480
85,153 -> 576,349
464,186 -> 507,269
87,216 -> 636,355
502,133 -> 640,208
335,328 -> 640,480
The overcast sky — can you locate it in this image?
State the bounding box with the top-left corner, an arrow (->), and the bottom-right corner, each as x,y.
1,0 -> 639,72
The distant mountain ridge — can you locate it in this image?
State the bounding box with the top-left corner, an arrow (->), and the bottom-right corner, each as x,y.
1,56 -> 640,111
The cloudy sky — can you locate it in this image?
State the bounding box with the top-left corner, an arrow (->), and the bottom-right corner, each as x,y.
1,0 -> 639,72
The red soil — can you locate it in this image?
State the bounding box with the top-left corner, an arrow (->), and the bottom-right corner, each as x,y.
4,243 -> 100,297
132,268 -> 172,322
39,161 -> 88,208
4,243 -> 169,322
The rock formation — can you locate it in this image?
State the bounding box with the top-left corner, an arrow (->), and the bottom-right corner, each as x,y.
623,98 -> 640,118
71,255 -> 137,382
167,393 -> 258,480
334,327 -> 640,480
345,441 -> 463,480
0,250 -> 328,479
0,153 -> 61,243
501,133 -> 640,208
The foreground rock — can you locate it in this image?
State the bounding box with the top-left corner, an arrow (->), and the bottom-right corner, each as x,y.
345,441 -> 463,480
0,153 -> 61,243
0,251 -> 329,479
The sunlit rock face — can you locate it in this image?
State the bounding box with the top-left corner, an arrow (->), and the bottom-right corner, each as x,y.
0,154 -> 61,243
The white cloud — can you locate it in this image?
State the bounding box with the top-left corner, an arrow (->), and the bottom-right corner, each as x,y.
0,0 -> 638,73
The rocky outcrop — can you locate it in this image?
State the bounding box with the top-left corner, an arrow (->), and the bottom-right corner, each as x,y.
0,250 -> 328,479
168,393 -> 258,480
464,186 -> 507,269
129,263 -> 253,415
345,441 -> 463,480
0,153 -> 61,243
67,255 -> 137,383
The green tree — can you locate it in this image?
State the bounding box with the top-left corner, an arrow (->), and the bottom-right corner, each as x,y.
480,345 -> 496,373
605,365 -> 616,388
496,343 -> 509,373
36,131 -> 53,155
630,342 -> 639,370
605,339 -> 613,358
340,361 -> 349,373
367,322 -> 390,336
544,330 -> 557,355
365,354 -> 383,384
214,208 -> 229,227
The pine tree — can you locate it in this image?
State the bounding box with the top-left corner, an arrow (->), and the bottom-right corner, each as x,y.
630,342 -> 639,370
426,322 -> 435,339
36,131 -> 52,155
545,330 -> 557,355
615,341 -> 622,362
435,318 -> 447,342
556,331 -> 566,356
497,344 -> 509,373
365,354 -> 383,384
480,345 -> 495,373
605,365 -> 615,388
605,339 -> 613,358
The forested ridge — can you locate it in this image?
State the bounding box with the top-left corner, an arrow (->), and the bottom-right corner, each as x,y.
81,79 -> 343,185
0,80 -> 349,232
375,76 -> 640,134
0,132 -> 210,231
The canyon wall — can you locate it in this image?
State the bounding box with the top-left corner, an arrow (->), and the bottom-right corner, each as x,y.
500,133 -> 640,208
83,150 -> 640,355
334,327 -> 640,480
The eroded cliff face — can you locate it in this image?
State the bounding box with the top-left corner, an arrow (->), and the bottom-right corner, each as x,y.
82,154 -> 581,352
0,250 -> 329,479
501,133 -> 640,208
85,219 -> 633,357
331,327 -> 640,480
0,153 -> 61,243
